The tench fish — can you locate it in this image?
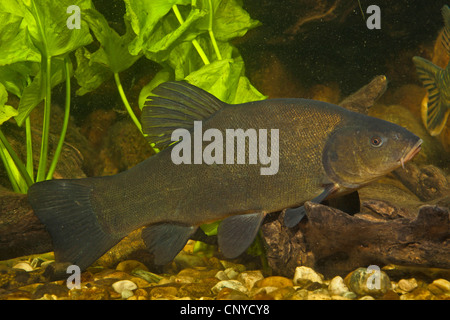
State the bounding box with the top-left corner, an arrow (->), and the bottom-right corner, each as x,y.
27,81 -> 422,271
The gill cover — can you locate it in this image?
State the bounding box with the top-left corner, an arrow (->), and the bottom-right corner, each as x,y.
322,124 -> 412,189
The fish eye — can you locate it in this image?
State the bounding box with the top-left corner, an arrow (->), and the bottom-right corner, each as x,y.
370,135 -> 383,147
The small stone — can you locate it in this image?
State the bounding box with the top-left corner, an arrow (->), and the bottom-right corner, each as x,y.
268,287 -> 296,300
215,270 -> 229,281
33,283 -> 69,299
293,266 -> 324,285
400,287 -> 434,300
216,288 -> 249,300
12,262 -> 33,272
307,289 -> 332,300
112,280 -> 137,294
149,286 -> 178,299
359,295 -> 375,300
237,270 -> 264,290
179,283 -> 215,299
224,267 -> 240,280
397,278 -> 418,293
328,276 -> 350,296
428,279 -> 450,295
344,267 -> 391,297
258,276 -> 293,288
121,289 -> 134,299
116,260 -> 148,273
212,280 -> 249,294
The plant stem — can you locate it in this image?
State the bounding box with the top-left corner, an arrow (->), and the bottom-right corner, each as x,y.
46,57 -> 71,180
0,143 -> 21,193
172,5 -> 210,65
0,128 -> 33,188
25,117 -> 34,183
114,72 -> 142,133
208,0 -> 222,60
36,56 -> 52,182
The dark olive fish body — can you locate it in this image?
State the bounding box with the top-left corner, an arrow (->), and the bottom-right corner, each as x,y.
28,82 -> 422,270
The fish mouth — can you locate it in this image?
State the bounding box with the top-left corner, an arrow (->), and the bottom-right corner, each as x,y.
399,139 -> 423,169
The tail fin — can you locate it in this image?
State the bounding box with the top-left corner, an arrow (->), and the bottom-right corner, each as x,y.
28,179 -> 122,271
412,56 -> 450,136
141,81 -> 226,150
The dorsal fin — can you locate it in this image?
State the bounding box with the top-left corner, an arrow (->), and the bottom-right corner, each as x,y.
141,81 -> 226,150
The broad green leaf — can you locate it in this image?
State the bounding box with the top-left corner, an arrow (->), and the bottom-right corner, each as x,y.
232,76 -> 267,104
0,83 -> 18,125
143,8 -> 206,63
84,8 -> 142,73
0,12 -> 40,65
15,58 -> 69,126
139,68 -> 173,110
194,0 -> 261,41
74,47 -> 112,96
0,62 -> 37,98
124,0 -> 192,55
24,0 -> 93,58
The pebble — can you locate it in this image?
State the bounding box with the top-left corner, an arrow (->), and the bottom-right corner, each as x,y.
258,276 -> 293,288
293,266 -> 324,285
112,280 -> 137,294
328,276 -> 350,296
211,280 -> 249,295
0,253 -> 447,300
344,267 -> 391,297
427,279 -> 450,295
115,260 -> 148,273
397,278 -> 418,293
237,270 -> 264,290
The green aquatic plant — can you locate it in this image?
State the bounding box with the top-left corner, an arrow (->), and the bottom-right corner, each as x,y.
0,0 -> 93,193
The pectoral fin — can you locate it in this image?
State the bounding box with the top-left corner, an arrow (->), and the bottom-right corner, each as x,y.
284,184 -> 338,228
217,212 -> 264,259
142,224 -> 197,265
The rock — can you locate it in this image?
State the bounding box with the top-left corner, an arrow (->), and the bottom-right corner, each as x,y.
215,270 -> 229,281
112,280 -> 137,294
132,269 -> 163,284
400,287 -> 434,300
211,280 -> 249,295
427,279 -> 450,295
115,260 -> 148,273
397,278 -> 418,293
293,266 -> 324,285
328,276 -> 350,296
149,286 -> 179,300
237,270 -> 264,290
32,283 -> 69,299
223,267 -> 240,280
68,286 -> 110,300
216,287 -> 249,300
267,286 -> 296,300
307,289 -> 332,300
121,289 -> 134,299
258,276 -> 293,288
344,267 -> 391,297
179,282 -> 215,299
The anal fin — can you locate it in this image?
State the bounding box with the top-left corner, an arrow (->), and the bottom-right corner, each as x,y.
217,212 -> 264,259
142,224 -> 197,265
